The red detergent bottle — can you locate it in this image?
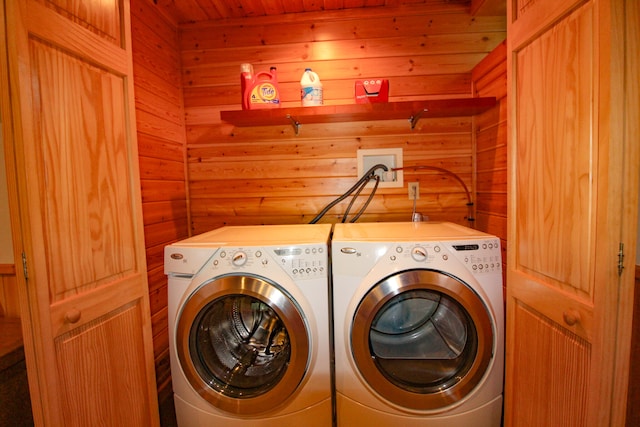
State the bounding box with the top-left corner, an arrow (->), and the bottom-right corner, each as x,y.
245,66 -> 281,109
240,63 -> 254,110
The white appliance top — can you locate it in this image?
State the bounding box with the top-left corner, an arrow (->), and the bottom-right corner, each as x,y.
165,224 -> 332,276
333,221 -> 493,242
169,224 -> 332,247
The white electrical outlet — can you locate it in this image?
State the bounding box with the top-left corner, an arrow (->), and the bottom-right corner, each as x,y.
408,182 -> 419,200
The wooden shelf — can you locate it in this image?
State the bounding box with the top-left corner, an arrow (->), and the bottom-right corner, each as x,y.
220,97 -> 497,134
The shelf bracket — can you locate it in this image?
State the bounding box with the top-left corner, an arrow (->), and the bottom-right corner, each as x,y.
286,114 -> 301,135
408,108 -> 428,130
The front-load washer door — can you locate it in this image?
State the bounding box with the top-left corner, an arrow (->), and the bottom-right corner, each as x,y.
176,273 -> 310,415
351,269 -> 494,411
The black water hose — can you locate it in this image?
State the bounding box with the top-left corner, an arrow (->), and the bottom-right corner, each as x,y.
349,175 -> 380,223
341,177 -> 371,223
309,163 -> 388,224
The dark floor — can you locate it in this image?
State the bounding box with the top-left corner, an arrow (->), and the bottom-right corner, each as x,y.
159,393 -> 178,427
0,356 -> 34,427
0,320 -> 34,427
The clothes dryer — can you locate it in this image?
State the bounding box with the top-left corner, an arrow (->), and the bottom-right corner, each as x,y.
332,222 -> 504,427
165,224 -> 332,427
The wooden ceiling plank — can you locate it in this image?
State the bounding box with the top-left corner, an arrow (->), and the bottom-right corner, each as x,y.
323,0 -> 345,11
260,0 -> 287,15
164,0 -> 506,28
302,0 -> 325,13
282,0 -> 306,13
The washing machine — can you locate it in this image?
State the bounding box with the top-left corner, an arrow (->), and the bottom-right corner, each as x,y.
331,222 -> 504,427
164,224 -> 333,427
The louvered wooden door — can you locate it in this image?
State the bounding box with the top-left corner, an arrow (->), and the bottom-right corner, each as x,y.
505,0 -> 639,425
3,0 -> 160,425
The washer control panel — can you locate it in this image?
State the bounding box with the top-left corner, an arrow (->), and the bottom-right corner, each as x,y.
271,245 -> 327,279
209,245 -> 327,279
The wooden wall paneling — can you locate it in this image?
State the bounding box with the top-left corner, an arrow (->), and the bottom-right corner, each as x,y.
189,115 -> 475,138
178,4 -> 506,112
471,0 -> 507,17
186,115 -> 475,143
190,210 -> 472,235
188,195 -> 470,221
141,180 -> 188,204
179,7 -> 505,48
0,268 -> 19,318
182,34 -> 505,70
188,138 -> 473,177
131,0 -> 188,401
127,1 -> 507,401
471,40 -> 507,283
183,72 -> 475,108
187,120 -> 476,228
179,3 -> 506,232
182,54 -> 483,87
183,63 -> 496,110
188,192 -> 471,217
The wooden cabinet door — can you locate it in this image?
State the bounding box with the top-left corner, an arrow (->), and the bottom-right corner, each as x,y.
506,0 -> 639,425
3,0 -> 160,425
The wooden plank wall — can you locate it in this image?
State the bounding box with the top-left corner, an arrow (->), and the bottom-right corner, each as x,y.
130,0 -> 189,402
629,265 -> 640,427
471,40 -> 507,283
0,265 -> 18,318
180,3 -> 506,232
130,0 -> 506,401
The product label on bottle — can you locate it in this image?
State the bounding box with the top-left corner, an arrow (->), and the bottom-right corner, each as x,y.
301,86 -> 323,106
250,83 -> 279,104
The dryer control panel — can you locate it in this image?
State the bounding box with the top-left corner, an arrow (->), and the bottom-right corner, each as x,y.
385,238 -> 502,276
447,239 -> 502,274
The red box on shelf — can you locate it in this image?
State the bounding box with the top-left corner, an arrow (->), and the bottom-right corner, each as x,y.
355,79 -> 389,103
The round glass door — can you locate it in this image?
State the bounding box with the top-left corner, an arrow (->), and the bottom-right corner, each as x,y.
351,269 -> 494,411
176,274 -> 310,414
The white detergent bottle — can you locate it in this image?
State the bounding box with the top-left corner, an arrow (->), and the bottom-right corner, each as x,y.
300,68 -> 323,106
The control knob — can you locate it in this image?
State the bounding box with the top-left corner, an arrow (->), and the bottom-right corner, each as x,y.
232,251 -> 248,266
411,246 -> 428,262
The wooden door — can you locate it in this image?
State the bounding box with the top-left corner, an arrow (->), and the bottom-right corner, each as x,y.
505,0 -> 639,425
2,0 -> 160,425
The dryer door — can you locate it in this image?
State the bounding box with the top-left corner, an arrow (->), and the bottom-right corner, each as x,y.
176,274 -> 310,415
351,269 -> 494,410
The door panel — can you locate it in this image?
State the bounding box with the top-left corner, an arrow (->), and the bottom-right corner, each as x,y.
55,303 -> 150,426
514,4 -> 594,300
506,0 -> 638,425
33,0 -> 123,44
30,38 -> 137,301
507,1 -> 597,423
4,0 -> 159,425
509,0 -> 588,44
510,301 -> 590,426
